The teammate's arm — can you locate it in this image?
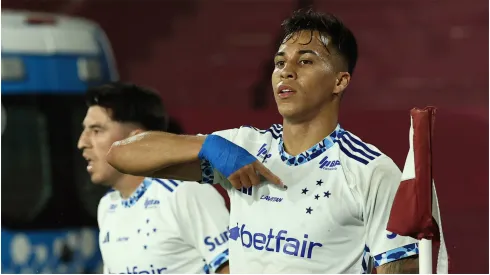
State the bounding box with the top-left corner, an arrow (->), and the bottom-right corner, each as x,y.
107,131 -> 283,189
215,264 -> 230,274
376,256 -> 418,274
363,158 -> 419,273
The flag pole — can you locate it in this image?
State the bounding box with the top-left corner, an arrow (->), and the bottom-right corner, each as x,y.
419,238 -> 432,274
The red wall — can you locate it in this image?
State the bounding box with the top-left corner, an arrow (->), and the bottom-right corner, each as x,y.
5,0 -> 486,110
3,0 -> 488,273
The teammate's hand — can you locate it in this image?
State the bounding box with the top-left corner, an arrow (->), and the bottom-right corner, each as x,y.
227,160 -> 284,189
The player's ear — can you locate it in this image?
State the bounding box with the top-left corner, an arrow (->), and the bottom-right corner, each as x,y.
333,72 -> 350,97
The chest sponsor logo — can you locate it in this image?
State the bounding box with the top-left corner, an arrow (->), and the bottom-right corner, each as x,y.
108,265 -> 167,274
229,223 -> 322,259
204,228 -> 230,252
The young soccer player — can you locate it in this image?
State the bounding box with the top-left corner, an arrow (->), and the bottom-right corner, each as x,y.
106,10 -> 419,274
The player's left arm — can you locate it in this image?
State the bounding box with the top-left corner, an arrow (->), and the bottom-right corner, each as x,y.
97,195 -> 110,274
376,256 -> 419,274
215,263 -> 230,274
175,182 -> 230,274
364,157 -> 419,274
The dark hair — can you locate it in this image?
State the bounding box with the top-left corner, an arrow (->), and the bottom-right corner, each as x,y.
85,82 -> 168,131
281,8 -> 358,75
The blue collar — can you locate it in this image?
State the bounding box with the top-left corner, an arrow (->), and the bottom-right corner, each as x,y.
121,178 -> 153,208
278,124 -> 343,166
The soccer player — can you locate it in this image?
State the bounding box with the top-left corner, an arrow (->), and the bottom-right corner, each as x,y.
77,83 -> 230,274
106,10 -> 419,274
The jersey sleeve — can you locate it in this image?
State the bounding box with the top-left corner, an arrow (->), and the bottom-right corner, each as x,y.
199,129 -> 238,190
97,196 -> 106,229
97,193 -> 111,274
97,201 -> 109,275
364,158 -> 419,268
174,182 -> 230,273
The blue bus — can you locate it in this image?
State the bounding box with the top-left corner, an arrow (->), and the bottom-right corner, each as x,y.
1,10 -> 118,273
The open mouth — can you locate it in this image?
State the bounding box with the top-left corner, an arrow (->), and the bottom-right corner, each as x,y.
277,85 -> 296,98
84,156 -> 94,172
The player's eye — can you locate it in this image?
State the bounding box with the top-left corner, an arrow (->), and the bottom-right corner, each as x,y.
274,60 -> 285,68
299,60 -> 313,65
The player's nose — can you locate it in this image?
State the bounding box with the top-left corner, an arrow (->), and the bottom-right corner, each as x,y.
77,131 -> 90,150
280,64 -> 297,80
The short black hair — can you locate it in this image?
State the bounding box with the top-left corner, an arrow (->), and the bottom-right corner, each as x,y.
85,82 -> 168,131
281,8 -> 358,75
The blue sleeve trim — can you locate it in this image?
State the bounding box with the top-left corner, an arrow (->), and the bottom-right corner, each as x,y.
207,249 -> 229,273
361,245 -> 371,274
202,264 -> 210,274
373,243 -> 419,268
200,159 -> 215,184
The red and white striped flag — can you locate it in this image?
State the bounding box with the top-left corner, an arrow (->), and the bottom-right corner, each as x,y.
387,107 -> 449,274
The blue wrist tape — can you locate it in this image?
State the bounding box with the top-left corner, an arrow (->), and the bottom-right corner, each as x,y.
198,135 -> 257,177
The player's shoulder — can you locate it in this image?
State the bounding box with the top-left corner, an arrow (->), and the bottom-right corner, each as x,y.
99,188 -> 119,206
213,124 -> 283,143
239,124 -> 283,140
336,129 -> 399,174
149,177 -> 184,194
97,189 -> 119,225
150,178 -> 219,199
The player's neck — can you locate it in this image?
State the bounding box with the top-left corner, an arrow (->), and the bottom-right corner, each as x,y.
282,105 -> 338,156
113,174 -> 146,199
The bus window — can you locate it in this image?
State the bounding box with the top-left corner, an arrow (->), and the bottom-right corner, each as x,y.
1,94 -> 108,228
1,102 -> 52,223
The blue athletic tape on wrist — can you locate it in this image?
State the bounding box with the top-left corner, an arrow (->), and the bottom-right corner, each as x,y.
198,135 -> 257,177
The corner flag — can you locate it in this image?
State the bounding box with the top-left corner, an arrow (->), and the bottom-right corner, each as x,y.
387,107 -> 449,274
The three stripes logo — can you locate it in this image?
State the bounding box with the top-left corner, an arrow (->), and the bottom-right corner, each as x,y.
259,124 -> 283,140
336,132 -> 381,165
154,178 -> 180,193
240,187 -> 252,196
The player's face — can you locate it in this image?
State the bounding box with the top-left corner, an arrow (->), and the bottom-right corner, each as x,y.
78,106 -> 131,185
271,31 -> 349,121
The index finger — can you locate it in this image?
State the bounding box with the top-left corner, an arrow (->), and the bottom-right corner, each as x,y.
252,160 -> 287,189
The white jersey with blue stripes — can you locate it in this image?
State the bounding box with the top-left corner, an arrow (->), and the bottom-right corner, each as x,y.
97,178 -> 230,274
201,124 -> 418,274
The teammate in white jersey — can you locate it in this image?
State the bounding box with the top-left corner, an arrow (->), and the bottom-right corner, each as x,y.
106,9 -> 419,274
77,82 -> 230,273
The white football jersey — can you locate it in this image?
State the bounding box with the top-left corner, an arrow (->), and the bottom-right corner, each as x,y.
200,124 -> 419,274
98,178 -> 230,274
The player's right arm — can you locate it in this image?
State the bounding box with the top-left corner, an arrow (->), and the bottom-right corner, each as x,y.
106,130 -> 283,189
106,131 -> 204,181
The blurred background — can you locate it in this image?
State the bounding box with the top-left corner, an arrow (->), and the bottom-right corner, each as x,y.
1,0 -> 488,273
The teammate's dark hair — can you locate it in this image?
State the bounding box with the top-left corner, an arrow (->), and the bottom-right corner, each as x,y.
281,8 -> 358,75
85,82 -> 168,131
